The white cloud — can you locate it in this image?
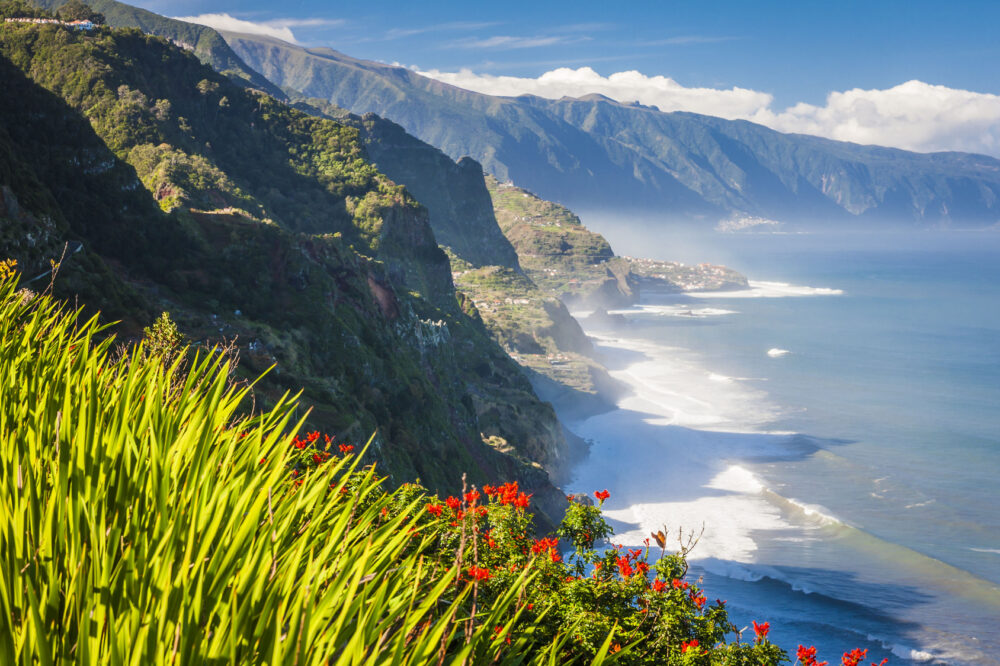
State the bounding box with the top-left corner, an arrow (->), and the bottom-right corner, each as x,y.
172,13 -> 344,45
446,35 -> 590,50
418,66 -> 773,117
750,80 -> 1000,156
417,67 -> 1000,157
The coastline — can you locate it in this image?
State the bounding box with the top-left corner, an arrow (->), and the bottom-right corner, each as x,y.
550,281 -> 1000,666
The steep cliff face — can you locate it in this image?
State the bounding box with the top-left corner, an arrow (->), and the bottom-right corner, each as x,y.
486,177 -> 638,310
0,22 -> 568,517
356,114 -> 520,270
291,97 -> 521,270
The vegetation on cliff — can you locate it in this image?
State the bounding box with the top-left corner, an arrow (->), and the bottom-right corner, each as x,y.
0,13 -> 569,512
28,0 -> 285,95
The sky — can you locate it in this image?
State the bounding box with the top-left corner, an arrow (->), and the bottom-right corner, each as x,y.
138,0 -> 1000,156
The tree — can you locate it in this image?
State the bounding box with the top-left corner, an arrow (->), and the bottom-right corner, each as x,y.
57,0 -> 104,24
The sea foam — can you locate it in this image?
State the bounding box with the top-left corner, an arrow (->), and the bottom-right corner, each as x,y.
691,280 -> 844,299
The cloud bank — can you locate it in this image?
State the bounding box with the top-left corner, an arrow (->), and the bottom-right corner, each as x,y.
418,67 -> 1000,156
173,13 -> 343,45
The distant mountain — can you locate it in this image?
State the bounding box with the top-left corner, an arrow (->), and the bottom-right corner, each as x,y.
223,32 -> 1000,229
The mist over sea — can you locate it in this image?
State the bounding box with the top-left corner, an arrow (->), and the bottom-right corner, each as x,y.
562,230 -> 1000,665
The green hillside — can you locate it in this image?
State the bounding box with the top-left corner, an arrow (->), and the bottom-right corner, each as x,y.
0,15 -> 569,517
29,0 -> 285,96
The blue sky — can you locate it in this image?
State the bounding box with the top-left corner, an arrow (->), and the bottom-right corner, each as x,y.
140,0 -> 999,106
139,0 -> 1000,155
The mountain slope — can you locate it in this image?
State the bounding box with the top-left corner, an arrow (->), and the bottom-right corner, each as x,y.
295,98 -> 519,269
30,0 -> 286,97
0,18 -> 568,519
223,31 -> 1000,229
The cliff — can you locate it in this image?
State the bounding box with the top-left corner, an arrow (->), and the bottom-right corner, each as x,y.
0,18 -> 568,521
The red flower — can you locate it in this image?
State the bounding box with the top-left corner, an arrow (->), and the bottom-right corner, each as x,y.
652,579 -> 667,593
531,537 -> 559,554
445,496 -> 461,511
464,490 -> 480,505
871,660 -> 888,666
842,649 -> 868,666
549,548 -> 561,563
467,565 -> 492,582
672,578 -> 689,590
312,453 -> 326,465
426,503 -> 443,517
594,489 -> 610,502
512,492 -> 531,509
635,561 -> 650,576
681,639 -> 700,654
752,620 -> 770,642
690,591 -> 706,609
493,625 -> 511,645
483,484 -> 496,496
338,444 -> 354,454
616,555 -> 634,578
797,645 -> 828,666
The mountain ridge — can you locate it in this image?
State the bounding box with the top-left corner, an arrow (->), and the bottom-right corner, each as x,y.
222,30 -> 1000,229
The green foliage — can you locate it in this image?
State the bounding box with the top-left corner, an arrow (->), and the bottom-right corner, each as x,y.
0,274 -> 561,664
56,0 -> 103,23
0,0 -> 52,19
142,310 -> 184,359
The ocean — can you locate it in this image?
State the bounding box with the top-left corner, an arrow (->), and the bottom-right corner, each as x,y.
562,230 -> 1000,665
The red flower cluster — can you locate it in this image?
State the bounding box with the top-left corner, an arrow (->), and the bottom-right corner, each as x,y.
681,639 -> 700,654
594,489 -> 610,502
616,555 -> 634,578
689,591 -> 707,609
484,481 -> 531,509
467,565 -> 492,582
652,579 -> 667,593
338,444 -> 354,454
531,536 -> 559,555
493,625 -> 511,645
426,503 -> 443,517
752,620 -> 770,642
291,431 -> 329,450
445,496 -> 462,511
672,578 -> 689,590
842,649 -> 868,666
797,645 -> 828,666
464,490 -> 480,505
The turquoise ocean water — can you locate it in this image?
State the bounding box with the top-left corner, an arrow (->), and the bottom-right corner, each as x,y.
568,230 -> 1000,664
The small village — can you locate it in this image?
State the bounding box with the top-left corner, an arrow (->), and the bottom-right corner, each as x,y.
4,16 -> 96,29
